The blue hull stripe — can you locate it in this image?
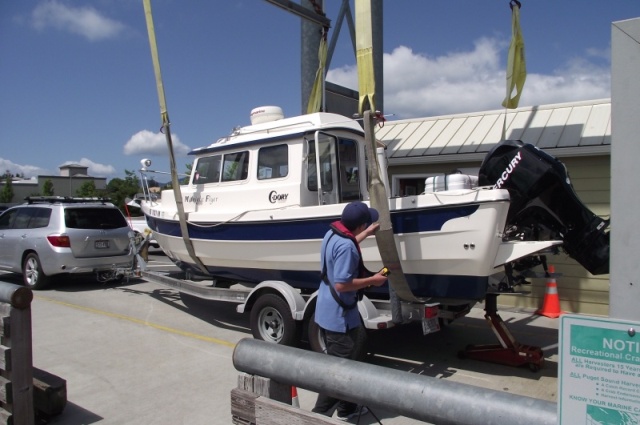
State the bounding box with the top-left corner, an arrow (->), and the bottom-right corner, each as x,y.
148,203 -> 487,300
179,263 -> 488,300
147,204 -> 480,241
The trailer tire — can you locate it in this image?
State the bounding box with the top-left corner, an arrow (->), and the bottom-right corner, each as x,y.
250,294 -> 298,346
308,318 -> 326,354
308,312 -> 367,359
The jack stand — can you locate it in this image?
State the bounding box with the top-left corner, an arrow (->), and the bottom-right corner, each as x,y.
459,293 -> 544,372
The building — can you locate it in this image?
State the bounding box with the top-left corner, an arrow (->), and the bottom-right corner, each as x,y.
0,163 -> 107,205
376,98 -> 611,315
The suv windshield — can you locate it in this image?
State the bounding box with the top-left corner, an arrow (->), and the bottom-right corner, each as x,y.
64,208 -> 128,230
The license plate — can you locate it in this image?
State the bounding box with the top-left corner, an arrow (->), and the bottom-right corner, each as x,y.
422,317 -> 440,335
95,240 -> 110,249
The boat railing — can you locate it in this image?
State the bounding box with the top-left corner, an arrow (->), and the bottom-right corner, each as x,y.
138,164 -> 188,205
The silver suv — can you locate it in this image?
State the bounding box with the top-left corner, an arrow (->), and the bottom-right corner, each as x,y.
0,197 -> 135,289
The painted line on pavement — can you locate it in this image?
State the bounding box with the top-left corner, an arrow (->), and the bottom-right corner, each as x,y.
35,295 -> 237,348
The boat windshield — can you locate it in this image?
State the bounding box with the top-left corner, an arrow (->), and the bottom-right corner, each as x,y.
193,151 -> 249,184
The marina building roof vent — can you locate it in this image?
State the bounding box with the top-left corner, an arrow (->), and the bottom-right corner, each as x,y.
250,106 -> 284,125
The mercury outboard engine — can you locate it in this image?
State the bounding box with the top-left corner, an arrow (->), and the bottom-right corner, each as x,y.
479,140 -> 609,275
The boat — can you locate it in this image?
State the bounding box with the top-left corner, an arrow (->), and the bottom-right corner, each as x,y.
137,106 -> 608,305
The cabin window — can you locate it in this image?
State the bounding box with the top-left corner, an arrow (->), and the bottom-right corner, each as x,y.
307,139 -> 334,192
221,151 -> 249,182
307,135 -> 360,204
193,155 -> 222,184
258,144 -> 288,180
338,139 -> 360,201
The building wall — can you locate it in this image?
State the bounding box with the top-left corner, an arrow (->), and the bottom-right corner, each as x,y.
387,154 -> 611,316
1,175 -> 107,204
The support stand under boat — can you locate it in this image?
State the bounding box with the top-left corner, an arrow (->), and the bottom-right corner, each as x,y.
458,293 -> 544,372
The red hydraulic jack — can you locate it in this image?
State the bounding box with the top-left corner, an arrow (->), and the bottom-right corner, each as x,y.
459,293 -> 544,372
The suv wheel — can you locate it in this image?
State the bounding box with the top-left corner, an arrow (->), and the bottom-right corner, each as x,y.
23,253 -> 50,290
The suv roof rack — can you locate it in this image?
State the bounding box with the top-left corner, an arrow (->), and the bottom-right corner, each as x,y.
25,196 -> 113,205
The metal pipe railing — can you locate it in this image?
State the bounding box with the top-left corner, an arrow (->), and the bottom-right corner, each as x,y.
0,282 -> 33,309
233,338 -> 557,425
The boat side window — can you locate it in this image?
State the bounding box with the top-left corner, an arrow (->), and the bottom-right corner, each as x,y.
193,155 -> 222,184
337,138 -> 360,201
307,139 -> 334,192
307,136 -> 360,201
258,144 -> 288,180
221,151 -> 249,182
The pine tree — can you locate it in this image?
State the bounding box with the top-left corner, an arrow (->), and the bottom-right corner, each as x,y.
43,179 -> 55,196
0,171 -> 14,203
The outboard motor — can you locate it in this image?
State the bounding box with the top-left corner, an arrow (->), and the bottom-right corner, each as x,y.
479,140 -> 609,275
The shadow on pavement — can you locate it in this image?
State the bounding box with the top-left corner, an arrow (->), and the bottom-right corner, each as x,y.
365,312 -> 559,381
37,400 -> 102,425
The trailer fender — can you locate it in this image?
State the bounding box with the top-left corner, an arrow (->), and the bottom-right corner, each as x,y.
357,295 -> 380,323
300,293 -> 379,324
302,292 -> 319,321
236,280 -> 306,321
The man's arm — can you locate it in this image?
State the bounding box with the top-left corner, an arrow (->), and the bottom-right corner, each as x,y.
335,271 -> 387,292
355,222 -> 380,243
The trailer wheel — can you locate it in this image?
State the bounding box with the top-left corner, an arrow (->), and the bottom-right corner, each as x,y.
250,294 -> 298,346
308,312 -> 367,359
308,318 -> 327,354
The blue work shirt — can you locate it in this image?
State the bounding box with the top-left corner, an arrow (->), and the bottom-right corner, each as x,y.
315,229 -> 361,332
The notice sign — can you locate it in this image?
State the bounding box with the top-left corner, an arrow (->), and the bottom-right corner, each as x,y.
559,314 -> 640,424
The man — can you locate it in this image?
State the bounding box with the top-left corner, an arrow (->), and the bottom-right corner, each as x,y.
312,201 -> 388,421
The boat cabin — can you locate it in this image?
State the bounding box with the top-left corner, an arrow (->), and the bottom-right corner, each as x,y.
180,108 -> 373,216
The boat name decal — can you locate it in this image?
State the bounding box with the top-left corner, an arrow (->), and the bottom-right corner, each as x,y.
184,195 -> 218,205
269,191 -> 289,203
493,151 -> 522,189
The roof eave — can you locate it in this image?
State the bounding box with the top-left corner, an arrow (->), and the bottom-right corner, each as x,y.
387,145 -> 611,166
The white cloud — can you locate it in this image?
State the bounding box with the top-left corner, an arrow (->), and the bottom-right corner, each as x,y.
327,37 -> 611,119
0,158 -> 49,179
61,158 -> 116,177
124,130 -> 191,157
31,1 -> 126,41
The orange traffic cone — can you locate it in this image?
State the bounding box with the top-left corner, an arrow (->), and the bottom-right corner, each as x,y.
536,265 -> 564,318
291,386 -> 300,408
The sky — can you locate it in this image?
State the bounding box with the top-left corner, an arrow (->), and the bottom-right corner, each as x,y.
1,1 -> 638,181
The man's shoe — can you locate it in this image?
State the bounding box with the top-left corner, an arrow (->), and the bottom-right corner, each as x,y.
337,406 -> 369,421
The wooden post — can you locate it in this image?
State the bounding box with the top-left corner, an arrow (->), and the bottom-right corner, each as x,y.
232,373 -> 343,425
0,283 -> 34,425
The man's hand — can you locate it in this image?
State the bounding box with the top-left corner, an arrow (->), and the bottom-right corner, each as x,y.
356,222 -> 380,242
369,271 -> 388,287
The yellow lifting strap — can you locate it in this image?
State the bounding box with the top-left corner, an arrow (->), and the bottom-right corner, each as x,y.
502,0 -> 527,110
142,0 -> 169,125
356,0 -> 376,114
142,0 -> 209,275
306,34 -> 328,114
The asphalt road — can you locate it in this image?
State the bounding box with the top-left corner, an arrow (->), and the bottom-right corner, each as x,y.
1,250 -> 561,424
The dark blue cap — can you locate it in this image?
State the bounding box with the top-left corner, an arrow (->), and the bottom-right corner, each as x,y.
341,201 -> 379,231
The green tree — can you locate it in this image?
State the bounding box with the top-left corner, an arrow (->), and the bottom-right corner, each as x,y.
0,170 -> 14,203
43,179 -> 55,196
106,170 -> 141,214
76,180 -> 98,197
185,163 -> 192,178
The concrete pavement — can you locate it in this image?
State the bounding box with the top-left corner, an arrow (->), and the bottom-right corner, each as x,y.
22,276 -> 560,424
